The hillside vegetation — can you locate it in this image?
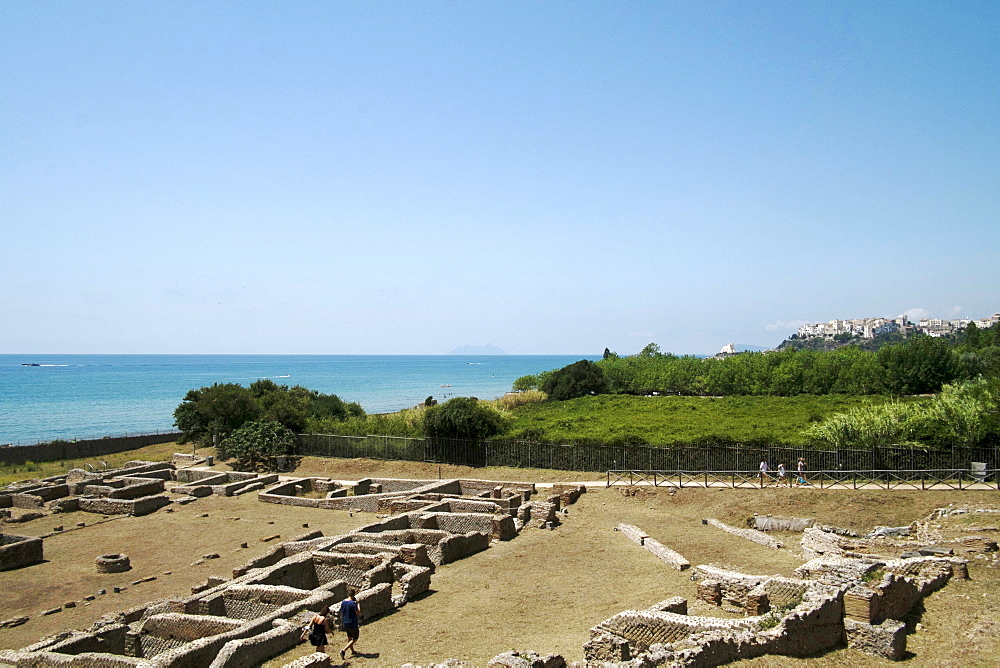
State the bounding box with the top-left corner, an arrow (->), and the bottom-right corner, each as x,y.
505,394 -> 893,445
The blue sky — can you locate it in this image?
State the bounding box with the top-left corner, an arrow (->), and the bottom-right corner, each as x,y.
2,2 -> 997,355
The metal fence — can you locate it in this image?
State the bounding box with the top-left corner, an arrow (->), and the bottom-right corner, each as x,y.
607,468 -> 1000,490
297,433 -> 999,475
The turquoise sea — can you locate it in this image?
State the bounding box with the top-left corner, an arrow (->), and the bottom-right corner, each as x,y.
0,354 -> 592,446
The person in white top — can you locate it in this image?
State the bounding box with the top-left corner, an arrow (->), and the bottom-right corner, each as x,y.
759,460 -> 769,487
777,463 -> 791,487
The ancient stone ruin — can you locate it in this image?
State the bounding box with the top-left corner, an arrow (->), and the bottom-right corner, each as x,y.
0,533 -> 43,571
95,554 -> 132,574
0,460 -> 284,525
584,517 -> 971,665
0,461 -> 177,520
0,478 -> 586,667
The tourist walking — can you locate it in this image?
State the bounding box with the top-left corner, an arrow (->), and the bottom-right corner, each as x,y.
797,457 -> 808,485
303,605 -> 332,654
759,460 -> 769,487
777,463 -> 791,487
339,589 -> 362,660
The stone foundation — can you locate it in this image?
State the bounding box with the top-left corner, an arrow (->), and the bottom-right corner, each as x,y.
617,524 -> 690,571
706,518 -> 784,549
0,475 -> 580,668
96,554 -> 132,574
0,533 -> 44,571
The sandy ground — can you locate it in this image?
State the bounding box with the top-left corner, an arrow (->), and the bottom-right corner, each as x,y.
0,492 -> 364,649
3,455 -> 999,667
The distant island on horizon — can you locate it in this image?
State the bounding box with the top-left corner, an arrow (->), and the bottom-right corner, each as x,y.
447,344 -> 509,355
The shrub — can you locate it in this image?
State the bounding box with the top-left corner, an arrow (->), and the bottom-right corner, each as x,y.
221,420 -> 296,470
541,360 -> 607,401
423,397 -> 510,440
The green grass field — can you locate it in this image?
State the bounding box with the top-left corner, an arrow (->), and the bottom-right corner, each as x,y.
507,393 -> 903,445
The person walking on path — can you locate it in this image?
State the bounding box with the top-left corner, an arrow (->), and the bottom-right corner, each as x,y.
797,457 -> 808,485
304,605 -> 332,654
759,460 -> 770,488
339,589 -> 362,660
777,463 -> 791,487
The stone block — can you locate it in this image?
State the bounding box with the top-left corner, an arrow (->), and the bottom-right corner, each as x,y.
95,553 -> 131,573
488,649 -> 565,667
0,534 -> 44,570
844,585 -> 878,623
751,515 -> 814,532
647,597 -> 687,614
845,617 -> 907,660
583,632 -> 631,662
282,653 -> 332,668
617,523 -> 648,545
697,580 -> 722,607
643,537 -> 690,571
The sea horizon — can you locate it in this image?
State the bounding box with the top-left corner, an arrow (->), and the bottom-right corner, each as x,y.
0,353 -> 596,446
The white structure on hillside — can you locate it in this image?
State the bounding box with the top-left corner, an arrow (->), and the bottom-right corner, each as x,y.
795,312 -> 999,341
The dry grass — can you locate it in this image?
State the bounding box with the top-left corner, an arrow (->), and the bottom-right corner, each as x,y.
0,441 -> 205,488
0,491 -> 362,650
289,455 -> 606,485
3,451 -> 999,667
266,462 -> 1000,667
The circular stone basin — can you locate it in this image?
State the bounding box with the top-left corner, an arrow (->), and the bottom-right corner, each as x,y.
95,553 -> 131,573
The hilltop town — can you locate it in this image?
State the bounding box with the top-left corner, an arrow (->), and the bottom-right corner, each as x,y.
790,312 -> 999,343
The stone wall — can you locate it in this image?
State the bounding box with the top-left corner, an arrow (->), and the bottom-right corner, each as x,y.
0,433 -> 180,467
78,494 -> 172,517
173,471 -> 275,497
617,524 -> 690,571
751,515 -> 814,532
198,585 -> 314,620
231,531 -> 326,578
587,580 -> 845,665
1,475 -> 584,668
209,620 -> 300,668
706,518 -> 784,550
694,565 -> 810,612
84,479 -> 165,500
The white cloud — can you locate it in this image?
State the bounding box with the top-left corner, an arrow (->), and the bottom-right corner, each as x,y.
765,320 -> 810,332
948,305 -> 963,316
628,331 -> 655,338
900,307 -> 931,322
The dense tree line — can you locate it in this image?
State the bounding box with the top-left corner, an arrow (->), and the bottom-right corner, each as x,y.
516,323 -> 1000,400
173,379 -> 364,447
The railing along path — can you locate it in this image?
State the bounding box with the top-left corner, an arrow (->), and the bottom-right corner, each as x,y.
605,468 -> 1000,490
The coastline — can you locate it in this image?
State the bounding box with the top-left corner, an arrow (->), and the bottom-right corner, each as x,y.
0,354 -> 592,445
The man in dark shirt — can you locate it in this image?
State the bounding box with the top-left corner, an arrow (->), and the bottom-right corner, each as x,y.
339,589 -> 361,660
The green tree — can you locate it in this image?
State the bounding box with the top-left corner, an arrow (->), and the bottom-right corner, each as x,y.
222,420 -> 296,470
256,384 -> 311,433
173,383 -> 259,446
961,322 -> 981,347
512,375 -> 539,391
542,360 -> 607,400
877,336 -> 958,395
639,342 -> 662,358
422,397 -> 509,439
175,381 -> 363,445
